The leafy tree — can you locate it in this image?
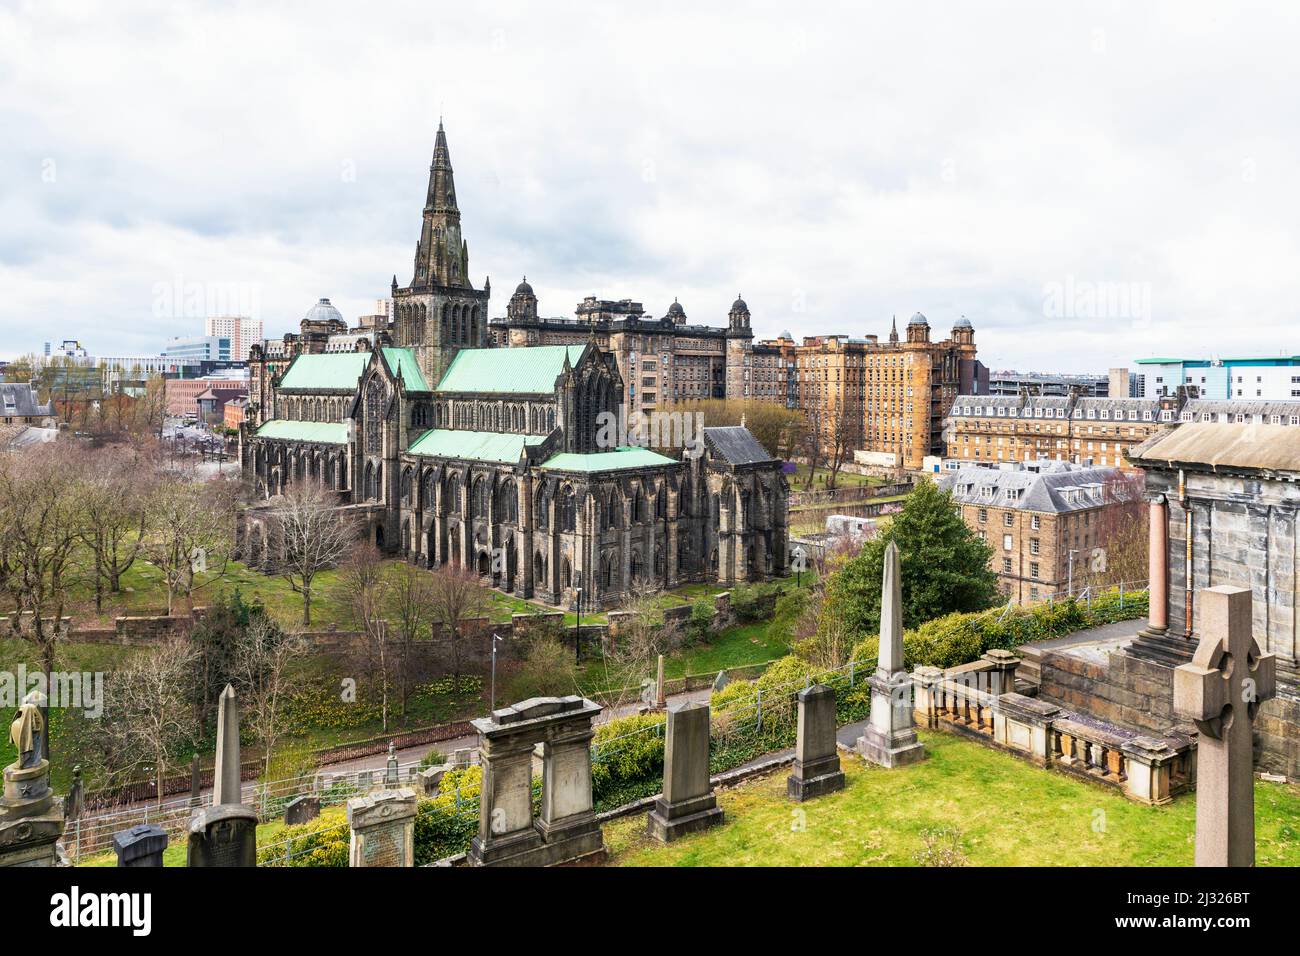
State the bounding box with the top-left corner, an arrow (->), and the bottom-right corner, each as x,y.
819,478 -> 998,640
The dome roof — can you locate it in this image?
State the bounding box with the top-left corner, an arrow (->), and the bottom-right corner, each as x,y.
908,311 -> 929,327
514,277 -> 534,295
731,295 -> 750,313
667,298 -> 685,316
304,298 -> 344,325
953,315 -> 973,329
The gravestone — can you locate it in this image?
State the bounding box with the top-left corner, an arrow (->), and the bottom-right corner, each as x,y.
187,684 -> 258,867
284,795 -> 321,826
0,691 -> 68,867
713,670 -> 730,692
788,684 -> 845,801
113,824 -> 168,867
347,788 -> 417,867
419,765 -> 447,795
358,770 -> 374,791
857,541 -> 926,768
384,741 -> 400,788
468,696 -> 605,866
1174,586 -> 1276,867
646,701 -> 723,842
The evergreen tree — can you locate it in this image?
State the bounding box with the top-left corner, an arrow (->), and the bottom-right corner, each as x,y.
820,478 -> 999,640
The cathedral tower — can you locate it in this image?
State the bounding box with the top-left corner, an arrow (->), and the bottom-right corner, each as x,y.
392,122 -> 491,386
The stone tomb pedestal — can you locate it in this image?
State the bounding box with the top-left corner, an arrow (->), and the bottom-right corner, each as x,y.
0,758 -> 68,868
187,804 -> 258,867
348,788 -> 417,867
469,696 -> 605,867
113,824 -> 168,867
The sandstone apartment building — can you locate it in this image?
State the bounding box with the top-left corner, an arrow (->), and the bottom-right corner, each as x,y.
938,461 -> 1131,602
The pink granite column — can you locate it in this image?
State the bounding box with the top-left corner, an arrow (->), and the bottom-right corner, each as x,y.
1146,494 -> 1168,633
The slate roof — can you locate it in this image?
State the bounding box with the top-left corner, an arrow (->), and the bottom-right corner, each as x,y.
540,446 -> 676,473
937,463 -> 1123,514
436,345 -> 587,395
703,426 -> 773,465
1180,399 -> 1300,423
255,420 -> 349,444
0,382 -> 53,418
1128,422 -> 1300,474
407,429 -> 545,464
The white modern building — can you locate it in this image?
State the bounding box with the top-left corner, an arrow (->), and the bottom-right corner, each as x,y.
1136,355 -> 1300,401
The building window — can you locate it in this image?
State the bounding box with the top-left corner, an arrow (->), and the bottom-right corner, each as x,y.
1030,538 -> 1040,555
1003,534 -> 1013,551
1030,562 -> 1040,579
1031,515 -> 1041,530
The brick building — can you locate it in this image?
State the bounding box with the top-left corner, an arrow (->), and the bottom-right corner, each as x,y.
937,462 -> 1130,603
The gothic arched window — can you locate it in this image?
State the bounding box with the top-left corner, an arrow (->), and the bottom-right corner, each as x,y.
364,378 -> 385,456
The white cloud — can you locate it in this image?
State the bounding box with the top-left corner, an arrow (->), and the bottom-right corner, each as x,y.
2,0 -> 1300,371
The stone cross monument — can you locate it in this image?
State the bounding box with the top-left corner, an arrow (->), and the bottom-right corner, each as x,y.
857,540 -> 925,767
188,684 -> 259,867
1174,586 -> 1276,867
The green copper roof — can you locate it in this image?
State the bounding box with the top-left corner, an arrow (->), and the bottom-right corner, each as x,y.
407,428 -> 546,463
381,347 -> 428,390
255,419 -> 349,444
435,345 -> 587,394
278,352 -> 369,390
541,446 -> 676,472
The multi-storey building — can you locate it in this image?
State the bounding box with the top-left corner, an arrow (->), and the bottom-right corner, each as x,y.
794,313 -> 978,471
944,391 -> 1180,469
203,316 -> 263,362
490,288 -> 761,413
986,370 -> 1107,398
1137,354 -> 1300,400
937,461 -> 1129,603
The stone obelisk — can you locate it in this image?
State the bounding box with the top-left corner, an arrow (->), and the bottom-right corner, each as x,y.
188,684 -> 258,866
857,540 -> 925,767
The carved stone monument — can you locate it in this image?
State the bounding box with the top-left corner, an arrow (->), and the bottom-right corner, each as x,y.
788,684 -> 845,801
113,824 -> 168,867
187,684 -> 258,867
646,700 -> 724,842
0,691 -> 68,867
857,541 -> 926,768
348,788 -> 417,867
468,696 -> 605,867
1174,586 -> 1276,867
384,741 -> 399,788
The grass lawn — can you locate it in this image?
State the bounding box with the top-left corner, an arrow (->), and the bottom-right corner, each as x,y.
603,730 -> 1300,866
789,464 -> 886,490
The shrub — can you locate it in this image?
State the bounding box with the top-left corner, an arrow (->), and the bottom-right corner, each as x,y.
505,635 -> 576,702
729,582 -> 782,623
591,712 -> 666,803
684,599 -> 714,646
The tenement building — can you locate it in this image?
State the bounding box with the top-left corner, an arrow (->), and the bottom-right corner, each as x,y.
795,313 -> 979,472
937,462 -> 1128,602
944,391 -> 1180,469
239,125 -> 788,609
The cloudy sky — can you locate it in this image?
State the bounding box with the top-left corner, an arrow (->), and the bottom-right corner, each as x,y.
2,0 -> 1299,371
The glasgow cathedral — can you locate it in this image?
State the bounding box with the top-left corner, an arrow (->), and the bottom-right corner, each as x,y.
240,125 -> 789,608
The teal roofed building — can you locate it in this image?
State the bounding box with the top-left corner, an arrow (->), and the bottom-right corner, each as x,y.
239,123 -> 788,610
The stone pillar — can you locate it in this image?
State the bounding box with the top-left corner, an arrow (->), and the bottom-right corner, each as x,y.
469,696 -> 605,866
0,693 -> 67,867
857,541 -> 926,768
347,788 -> 417,867
980,648 -> 1021,697
1141,493 -> 1169,636
113,824 -> 168,867
787,684 -> 845,801
646,701 -> 724,842
518,474 -> 533,598
1120,736 -> 1179,806
1174,586 -> 1276,867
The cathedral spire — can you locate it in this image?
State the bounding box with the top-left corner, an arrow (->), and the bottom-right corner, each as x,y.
425,120 -> 458,213
411,122 -> 468,289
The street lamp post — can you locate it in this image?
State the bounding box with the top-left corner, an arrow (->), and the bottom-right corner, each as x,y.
1067,549 -> 1078,598
574,587 -> 583,664
490,632 -> 504,713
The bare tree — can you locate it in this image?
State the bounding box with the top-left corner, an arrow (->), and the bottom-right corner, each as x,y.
0,444 -> 86,711
427,562 -> 491,692
338,543 -> 392,732
586,582 -> 670,713
111,638 -> 199,807
265,482 -> 357,624
78,446 -> 154,612
799,403 -> 826,489
825,401 -> 861,491
231,613 -> 306,779
1082,470 -> 1148,591
141,469 -> 234,614
387,561 -> 437,723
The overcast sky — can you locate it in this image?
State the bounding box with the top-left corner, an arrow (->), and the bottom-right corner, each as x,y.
3,0 -> 1299,371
